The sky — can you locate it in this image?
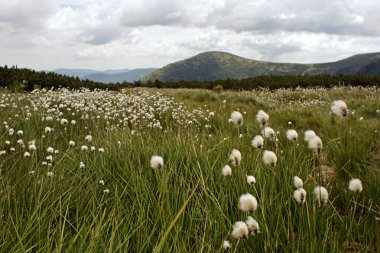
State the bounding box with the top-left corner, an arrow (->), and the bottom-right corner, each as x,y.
1,0 -> 380,70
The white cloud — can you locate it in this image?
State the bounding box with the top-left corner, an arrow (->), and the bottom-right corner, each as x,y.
0,0 -> 379,70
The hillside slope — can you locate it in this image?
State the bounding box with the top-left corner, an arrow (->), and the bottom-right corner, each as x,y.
142,51 -> 380,82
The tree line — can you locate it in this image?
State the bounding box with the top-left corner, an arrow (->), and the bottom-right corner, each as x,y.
138,74 -> 380,90
0,65 -> 131,91
1,65 -> 380,92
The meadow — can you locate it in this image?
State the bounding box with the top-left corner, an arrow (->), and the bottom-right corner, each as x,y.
0,86 -> 379,252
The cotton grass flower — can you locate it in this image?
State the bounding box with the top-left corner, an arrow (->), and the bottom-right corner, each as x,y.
245,216 -> 260,234
293,176 -> 303,189
238,193 -> 258,213
85,135 -> 93,142
91,146 -> 96,152
231,221 -> 249,239
79,162 -> 85,169
46,155 -> 53,162
69,140 -> 75,147
308,136 -> 323,153
331,100 -> 348,117
222,165 -> 232,176
222,240 -> 231,250
60,118 -> 68,125
263,150 -> 277,167
24,151 -> 30,158
28,144 -> 36,151
256,110 -> 269,127
44,127 -> 52,134
150,155 -> 164,169
251,135 -> 264,149
286,130 -> 298,142
229,149 -> 241,167
99,180 -> 105,185
304,130 -> 316,142
17,139 -> 24,146
294,188 -> 307,204
246,175 -> 256,185
81,145 -> 88,152
263,127 -> 275,140
17,130 -> 23,136
230,111 -> 243,126
314,186 -> 329,205
46,171 -> 54,177
348,178 -> 363,193
46,147 -> 54,153
98,148 -> 105,153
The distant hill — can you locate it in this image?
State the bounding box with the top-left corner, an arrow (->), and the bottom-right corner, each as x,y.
53,68 -> 102,78
85,68 -> 157,83
142,51 -> 380,82
52,68 -> 156,83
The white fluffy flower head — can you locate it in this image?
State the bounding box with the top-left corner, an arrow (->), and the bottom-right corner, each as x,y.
263,150 -> 277,167
263,127 -> 275,140
230,111 -> 243,126
293,176 -> 303,189
286,129 -> 298,142
222,240 -> 231,250
304,130 -> 316,142
231,221 -> 249,239
348,178 -> 363,193
256,110 -> 269,127
294,188 -> 307,204
229,149 -> 241,167
245,216 -> 260,234
308,136 -> 323,153
85,135 -> 93,142
150,155 -> 164,169
60,118 -> 68,125
44,127 -> 52,134
251,135 -> 264,149
222,165 -> 232,176
238,193 -> 258,213
314,186 -> 329,205
246,175 -> 256,185
331,100 -> 348,117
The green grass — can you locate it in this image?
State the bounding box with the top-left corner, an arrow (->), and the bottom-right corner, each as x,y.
0,87 -> 379,252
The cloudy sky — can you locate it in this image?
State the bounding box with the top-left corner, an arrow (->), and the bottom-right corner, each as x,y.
1,0 -> 380,70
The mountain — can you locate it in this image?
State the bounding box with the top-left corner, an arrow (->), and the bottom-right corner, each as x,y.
85,68 -> 157,83
51,68 -> 156,83
142,51 -> 380,82
53,68 -> 101,78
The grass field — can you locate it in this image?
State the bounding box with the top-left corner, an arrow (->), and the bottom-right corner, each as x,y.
0,86 -> 379,252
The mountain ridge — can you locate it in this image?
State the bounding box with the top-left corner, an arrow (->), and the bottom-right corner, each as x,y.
142,51 -> 380,82
52,68 -> 156,83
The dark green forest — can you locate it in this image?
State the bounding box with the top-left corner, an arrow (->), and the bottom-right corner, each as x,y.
0,65 -> 131,91
1,65 -> 380,92
139,74 -> 380,90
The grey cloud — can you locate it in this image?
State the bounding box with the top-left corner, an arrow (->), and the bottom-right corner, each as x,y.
120,0 -> 184,27
80,26 -> 128,45
209,0 -> 380,36
0,0 -> 57,30
118,0 -> 380,37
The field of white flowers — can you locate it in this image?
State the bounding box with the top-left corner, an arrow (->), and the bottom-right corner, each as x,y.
0,86 -> 379,252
